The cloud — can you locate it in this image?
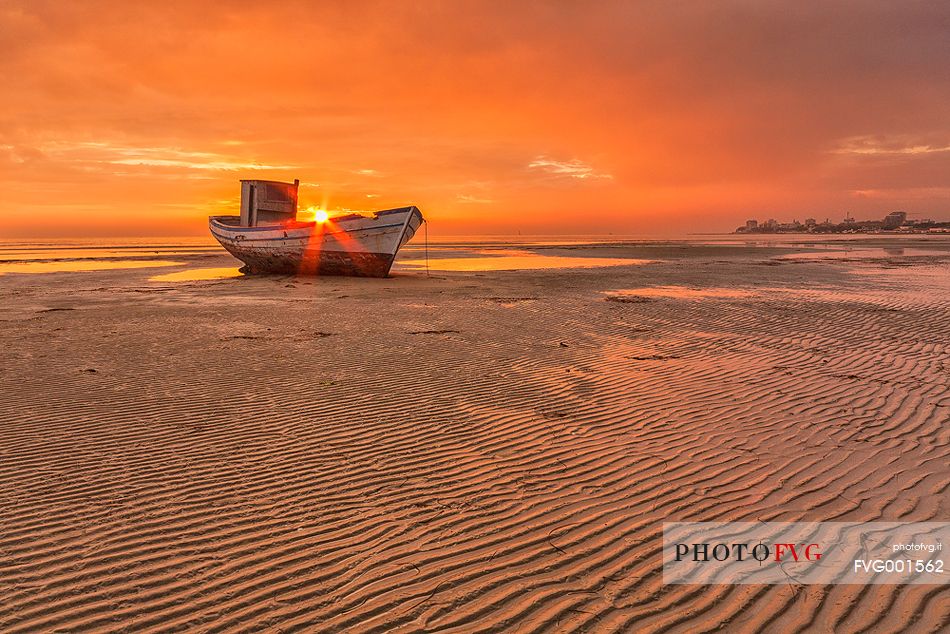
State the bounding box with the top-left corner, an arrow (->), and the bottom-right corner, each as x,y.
851,187 -> 950,200
457,194 -> 494,204
832,136 -> 950,156
109,156 -> 293,170
40,141 -> 296,171
527,156 -> 612,180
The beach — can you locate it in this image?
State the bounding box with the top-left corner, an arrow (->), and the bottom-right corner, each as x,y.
1,236 -> 949,632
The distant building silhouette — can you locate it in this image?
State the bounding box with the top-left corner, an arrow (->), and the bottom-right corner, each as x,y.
734,209 -> 946,234
883,211 -> 907,229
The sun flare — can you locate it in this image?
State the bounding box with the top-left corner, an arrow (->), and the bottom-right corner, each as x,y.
300,206 -> 330,224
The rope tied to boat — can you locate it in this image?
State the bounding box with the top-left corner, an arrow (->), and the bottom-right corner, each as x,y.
424,220 -> 429,277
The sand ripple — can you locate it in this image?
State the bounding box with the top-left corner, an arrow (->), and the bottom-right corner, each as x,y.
0,256 -> 948,632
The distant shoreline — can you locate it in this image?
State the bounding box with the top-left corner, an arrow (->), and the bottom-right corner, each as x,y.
734,228 -> 950,235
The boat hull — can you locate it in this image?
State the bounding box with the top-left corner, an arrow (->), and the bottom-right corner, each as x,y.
209,206 -> 424,277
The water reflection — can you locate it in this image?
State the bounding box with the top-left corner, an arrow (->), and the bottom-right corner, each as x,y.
0,248 -> 219,261
399,254 -> 653,271
777,248 -> 947,260
150,267 -> 244,282
0,260 -> 186,275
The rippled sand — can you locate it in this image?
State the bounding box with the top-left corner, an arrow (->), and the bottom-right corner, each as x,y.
1,237 -> 948,632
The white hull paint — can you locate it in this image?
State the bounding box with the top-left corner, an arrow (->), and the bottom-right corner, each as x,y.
209,206 -> 424,277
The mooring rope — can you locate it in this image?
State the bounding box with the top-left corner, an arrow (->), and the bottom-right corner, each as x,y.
424,220 -> 430,277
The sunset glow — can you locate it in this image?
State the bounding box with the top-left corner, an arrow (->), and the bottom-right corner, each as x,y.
1,2 -> 948,238
4,4 -> 950,628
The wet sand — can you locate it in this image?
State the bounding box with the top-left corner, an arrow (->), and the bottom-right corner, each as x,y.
1,236 -> 949,632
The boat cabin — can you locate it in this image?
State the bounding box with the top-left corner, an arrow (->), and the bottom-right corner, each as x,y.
240,179 -> 299,227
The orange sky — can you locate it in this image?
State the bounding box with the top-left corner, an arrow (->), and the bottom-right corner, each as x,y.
2,1 -> 948,237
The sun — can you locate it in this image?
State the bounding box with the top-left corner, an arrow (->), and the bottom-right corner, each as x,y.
301,206 -> 330,223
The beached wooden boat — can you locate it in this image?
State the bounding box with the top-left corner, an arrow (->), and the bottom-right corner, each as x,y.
209,179 -> 424,277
